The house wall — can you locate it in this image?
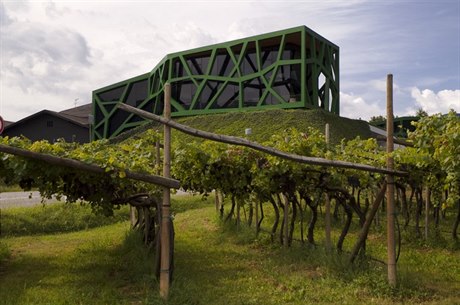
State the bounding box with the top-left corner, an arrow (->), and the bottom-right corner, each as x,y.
3,113 -> 89,143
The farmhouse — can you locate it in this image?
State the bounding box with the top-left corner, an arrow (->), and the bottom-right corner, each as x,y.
2,104 -> 92,144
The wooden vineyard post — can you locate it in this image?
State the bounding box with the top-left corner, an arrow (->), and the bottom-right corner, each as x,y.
215,192 -> 219,212
129,206 -> 136,228
254,196 -> 259,235
324,123 -> 332,252
160,83 -> 172,299
156,140 -> 161,175
425,187 -> 431,240
283,194 -> 289,248
386,74 -> 397,287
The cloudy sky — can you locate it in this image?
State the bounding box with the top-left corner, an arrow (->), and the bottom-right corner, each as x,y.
1,0 -> 459,122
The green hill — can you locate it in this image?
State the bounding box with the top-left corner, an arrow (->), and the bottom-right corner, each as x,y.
111,109 -> 372,144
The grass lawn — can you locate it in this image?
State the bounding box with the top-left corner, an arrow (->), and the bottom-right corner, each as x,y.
0,195 -> 459,305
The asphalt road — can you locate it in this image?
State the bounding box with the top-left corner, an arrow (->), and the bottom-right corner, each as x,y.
0,191 -> 63,209
0,190 -> 192,209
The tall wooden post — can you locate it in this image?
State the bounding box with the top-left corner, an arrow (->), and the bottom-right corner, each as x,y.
386,74 -> 397,287
425,187 -> 431,240
215,191 -> 220,212
129,206 -> 137,228
160,83 -> 172,299
156,140 -> 161,175
245,128 -> 258,235
283,194 -> 289,248
324,123 -> 332,252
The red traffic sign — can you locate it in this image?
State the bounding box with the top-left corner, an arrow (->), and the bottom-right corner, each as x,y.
0,115 -> 4,134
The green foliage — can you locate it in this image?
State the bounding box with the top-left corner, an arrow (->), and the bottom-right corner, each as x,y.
1,108 -> 458,248
395,110 -> 460,207
0,129 -> 162,215
369,115 -> 386,126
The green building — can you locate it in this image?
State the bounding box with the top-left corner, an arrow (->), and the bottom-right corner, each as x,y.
92,26 -> 340,139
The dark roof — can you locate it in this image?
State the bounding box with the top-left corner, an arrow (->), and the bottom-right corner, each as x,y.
59,103 -> 92,125
4,108 -> 90,132
4,120 -> 14,127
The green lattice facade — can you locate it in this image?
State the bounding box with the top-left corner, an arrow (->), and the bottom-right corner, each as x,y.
92,26 -> 339,139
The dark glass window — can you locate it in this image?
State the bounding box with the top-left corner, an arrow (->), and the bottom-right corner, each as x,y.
230,43 -> 244,62
240,42 -> 258,76
154,95 -> 164,115
262,93 -> 280,106
125,80 -> 148,107
97,86 -> 125,102
211,82 -> 239,109
210,50 -> 235,77
151,71 -> 161,93
108,109 -> 130,135
186,55 -> 210,75
173,59 -> 185,78
197,81 -> 222,109
95,104 -> 104,123
243,77 -> 264,107
162,64 -> 169,81
262,49 -> 278,69
272,64 -> 301,102
172,81 -> 197,109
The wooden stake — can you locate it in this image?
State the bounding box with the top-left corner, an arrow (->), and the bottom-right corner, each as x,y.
425,187 -> 431,240
160,83 -> 172,299
283,194 -> 289,248
156,140 -> 161,175
129,206 -> 136,228
386,74 -> 397,287
215,191 -> 219,212
324,123 -> 332,252
255,197 -> 259,235
237,201 -> 241,230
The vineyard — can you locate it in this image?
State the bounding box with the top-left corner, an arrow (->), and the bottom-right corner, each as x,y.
0,108 -> 459,301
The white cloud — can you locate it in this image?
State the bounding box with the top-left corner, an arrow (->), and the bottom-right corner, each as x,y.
0,16 -> 92,97
169,23 -> 216,52
368,79 -> 401,93
1,1 -> 459,124
410,88 -> 460,114
339,92 -> 384,120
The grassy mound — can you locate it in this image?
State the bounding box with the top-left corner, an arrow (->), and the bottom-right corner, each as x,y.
111,108 -> 372,144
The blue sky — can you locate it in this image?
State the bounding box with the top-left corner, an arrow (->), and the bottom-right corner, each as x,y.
1,0 -> 459,122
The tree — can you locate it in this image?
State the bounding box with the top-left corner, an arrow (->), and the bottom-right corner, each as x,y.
415,108 -> 429,118
369,115 -> 386,126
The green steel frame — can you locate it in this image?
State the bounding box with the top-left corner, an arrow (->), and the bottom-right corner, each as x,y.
92,26 -> 339,139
